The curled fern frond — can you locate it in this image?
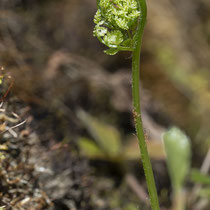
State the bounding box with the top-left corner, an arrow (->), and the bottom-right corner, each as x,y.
93,0 -> 140,55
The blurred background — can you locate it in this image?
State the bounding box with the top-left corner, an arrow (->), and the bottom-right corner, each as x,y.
0,0 -> 210,209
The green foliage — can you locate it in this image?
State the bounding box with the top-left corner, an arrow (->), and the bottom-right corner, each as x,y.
104,48 -> 119,55
191,169 -> 210,185
197,188 -> 210,198
190,169 -> 210,200
93,0 -> 140,54
77,110 -> 121,158
78,137 -> 106,159
104,30 -> 124,46
77,110 -> 165,162
163,127 -> 191,193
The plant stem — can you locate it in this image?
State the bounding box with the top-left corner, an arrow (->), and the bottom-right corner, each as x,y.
173,190 -> 186,210
132,0 -> 160,209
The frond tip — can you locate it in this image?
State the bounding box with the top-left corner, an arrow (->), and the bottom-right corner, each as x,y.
93,0 -> 141,55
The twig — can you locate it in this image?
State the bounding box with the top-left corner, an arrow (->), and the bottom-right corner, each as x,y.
1,120 -> 27,137
125,173 -> 149,205
10,120 -> 27,129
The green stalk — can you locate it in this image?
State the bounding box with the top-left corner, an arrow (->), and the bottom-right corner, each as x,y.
132,0 -> 160,209
173,190 -> 186,210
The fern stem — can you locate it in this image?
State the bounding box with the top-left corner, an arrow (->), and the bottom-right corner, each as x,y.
132,0 -> 160,209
